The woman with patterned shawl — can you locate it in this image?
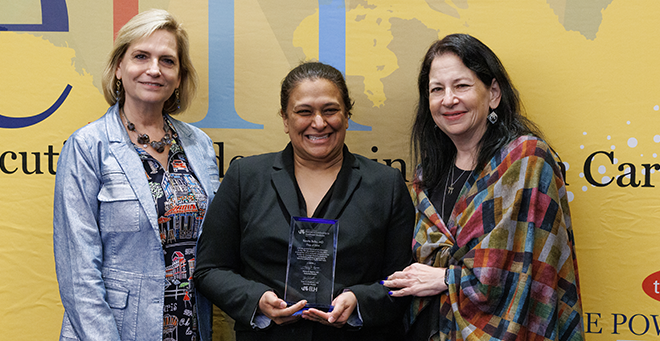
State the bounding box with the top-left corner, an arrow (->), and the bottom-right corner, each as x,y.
382,34 -> 584,341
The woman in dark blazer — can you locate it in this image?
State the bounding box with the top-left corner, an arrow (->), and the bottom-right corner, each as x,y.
194,62 -> 415,340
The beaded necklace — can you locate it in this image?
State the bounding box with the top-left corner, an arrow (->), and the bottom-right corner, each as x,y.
120,108 -> 172,153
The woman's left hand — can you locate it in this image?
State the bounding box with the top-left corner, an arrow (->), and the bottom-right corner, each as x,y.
382,263 -> 447,297
302,291 -> 357,328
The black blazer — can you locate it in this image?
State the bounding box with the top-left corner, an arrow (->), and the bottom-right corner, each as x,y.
195,144 -> 415,341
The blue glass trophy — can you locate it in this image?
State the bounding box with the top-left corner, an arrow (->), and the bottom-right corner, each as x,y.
284,216 -> 338,312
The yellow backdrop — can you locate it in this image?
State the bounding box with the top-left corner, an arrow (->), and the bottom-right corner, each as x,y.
1,0 -> 659,339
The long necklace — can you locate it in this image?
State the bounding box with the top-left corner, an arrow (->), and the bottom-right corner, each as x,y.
447,165 -> 468,194
121,108 -> 172,153
440,165 -> 472,222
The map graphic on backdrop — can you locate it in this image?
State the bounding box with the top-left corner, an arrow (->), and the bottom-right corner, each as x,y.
0,0 -> 612,129
2,1 -> 660,340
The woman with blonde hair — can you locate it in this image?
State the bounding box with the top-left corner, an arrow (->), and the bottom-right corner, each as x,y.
54,9 -> 219,341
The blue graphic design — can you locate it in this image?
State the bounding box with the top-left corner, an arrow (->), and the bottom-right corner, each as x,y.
195,0 -> 371,131
193,0 -> 263,129
0,84 -> 72,129
0,0 -> 69,31
0,1 -> 71,129
0,0 -> 371,131
319,0 -> 371,131
319,0 -> 345,78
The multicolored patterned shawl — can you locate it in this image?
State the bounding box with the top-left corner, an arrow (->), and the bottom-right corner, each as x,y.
409,135 -> 583,341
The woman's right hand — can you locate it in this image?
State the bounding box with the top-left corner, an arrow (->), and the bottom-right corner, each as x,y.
258,291 -> 307,325
382,263 -> 448,297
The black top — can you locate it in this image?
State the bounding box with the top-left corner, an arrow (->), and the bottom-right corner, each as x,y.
428,164 -> 472,224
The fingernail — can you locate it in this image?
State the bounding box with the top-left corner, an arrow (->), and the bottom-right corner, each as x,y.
328,316 -> 335,323
388,291 -> 393,295
379,280 -> 384,285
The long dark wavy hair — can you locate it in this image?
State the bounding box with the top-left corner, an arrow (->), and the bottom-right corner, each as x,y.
411,33 -> 543,189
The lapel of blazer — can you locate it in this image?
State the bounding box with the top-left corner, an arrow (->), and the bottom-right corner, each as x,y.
171,117 -> 215,200
270,144 -> 362,221
325,146 -> 361,220
105,105 -> 159,234
271,144 -> 300,221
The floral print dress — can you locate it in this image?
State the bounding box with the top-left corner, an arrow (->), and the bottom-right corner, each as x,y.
133,118 -> 207,341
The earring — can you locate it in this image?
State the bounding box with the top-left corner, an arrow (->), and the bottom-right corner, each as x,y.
175,88 -> 180,110
115,80 -> 121,102
487,110 -> 498,124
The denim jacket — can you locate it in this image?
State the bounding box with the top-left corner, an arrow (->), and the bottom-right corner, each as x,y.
53,104 -> 220,341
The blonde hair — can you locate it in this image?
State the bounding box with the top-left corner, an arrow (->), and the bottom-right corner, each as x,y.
101,9 -> 198,115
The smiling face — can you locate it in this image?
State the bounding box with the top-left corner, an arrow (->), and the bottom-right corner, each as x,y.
115,29 -> 181,112
282,78 -> 349,164
428,53 -> 501,149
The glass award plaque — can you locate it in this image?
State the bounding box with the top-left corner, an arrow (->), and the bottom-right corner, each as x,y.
284,216 -> 338,312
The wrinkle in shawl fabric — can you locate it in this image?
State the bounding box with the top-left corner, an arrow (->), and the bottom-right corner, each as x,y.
409,136 -> 583,341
